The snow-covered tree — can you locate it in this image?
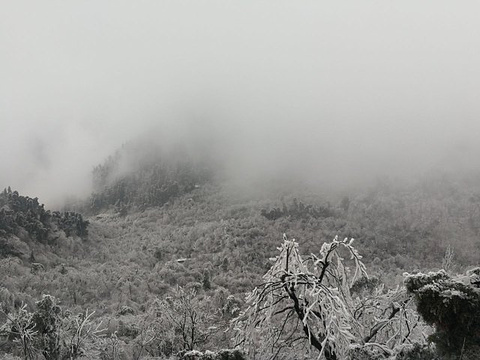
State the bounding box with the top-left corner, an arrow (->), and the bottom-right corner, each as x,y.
234,235 -> 424,360
0,295 -> 104,360
405,268 -> 480,359
140,286 -> 216,357
0,303 -> 37,360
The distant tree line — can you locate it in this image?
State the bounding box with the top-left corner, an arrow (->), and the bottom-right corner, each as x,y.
261,198 -> 335,220
0,188 -> 89,255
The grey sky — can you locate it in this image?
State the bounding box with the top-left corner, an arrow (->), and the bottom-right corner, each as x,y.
1,1 -> 479,206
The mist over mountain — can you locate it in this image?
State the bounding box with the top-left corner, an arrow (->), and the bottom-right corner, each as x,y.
1,1 -> 480,207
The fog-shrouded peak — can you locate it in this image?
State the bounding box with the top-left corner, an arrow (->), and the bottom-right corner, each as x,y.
1,1 -> 480,207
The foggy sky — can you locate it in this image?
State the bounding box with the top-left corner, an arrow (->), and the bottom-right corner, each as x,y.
1,1 -> 480,207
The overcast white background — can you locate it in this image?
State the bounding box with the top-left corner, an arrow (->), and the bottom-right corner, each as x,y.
1,1 -> 479,206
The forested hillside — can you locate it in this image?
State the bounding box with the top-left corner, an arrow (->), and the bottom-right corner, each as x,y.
1,144 -> 480,359
0,188 -> 89,260
89,141 -> 214,213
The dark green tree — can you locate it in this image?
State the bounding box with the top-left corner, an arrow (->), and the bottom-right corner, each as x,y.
32,295 -> 62,360
405,269 -> 480,358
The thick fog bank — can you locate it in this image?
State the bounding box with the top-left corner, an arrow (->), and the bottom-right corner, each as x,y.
1,1 -> 479,206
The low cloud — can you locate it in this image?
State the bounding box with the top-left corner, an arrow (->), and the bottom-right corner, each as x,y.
1,1 -> 479,207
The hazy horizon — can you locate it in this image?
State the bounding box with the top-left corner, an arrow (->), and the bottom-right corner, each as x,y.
1,1 -> 480,207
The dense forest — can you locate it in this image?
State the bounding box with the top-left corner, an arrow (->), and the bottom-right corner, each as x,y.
0,188 -> 88,259
1,143 -> 480,359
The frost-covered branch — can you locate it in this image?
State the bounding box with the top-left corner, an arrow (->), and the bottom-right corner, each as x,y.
234,235 -> 425,360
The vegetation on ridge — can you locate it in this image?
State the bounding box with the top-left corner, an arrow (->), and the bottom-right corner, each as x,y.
0,188 -> 89,259
89,142 -> 214,213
